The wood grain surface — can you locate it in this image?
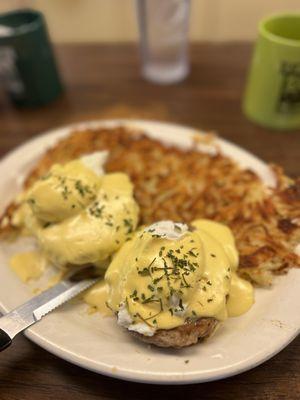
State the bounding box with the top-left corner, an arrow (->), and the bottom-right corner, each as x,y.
0,43 -> 299,400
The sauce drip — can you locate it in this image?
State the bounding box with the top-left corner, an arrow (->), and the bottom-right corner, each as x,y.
10,251 -> 46,282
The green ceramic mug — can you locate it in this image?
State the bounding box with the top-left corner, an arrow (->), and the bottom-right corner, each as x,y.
243,13 -> 300,130
0,9 -> 63,107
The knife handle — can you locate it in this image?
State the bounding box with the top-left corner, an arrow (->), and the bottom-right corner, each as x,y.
0,329 -> 12,351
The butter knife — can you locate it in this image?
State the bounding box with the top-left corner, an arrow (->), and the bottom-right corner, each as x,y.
0,273 -> 98,351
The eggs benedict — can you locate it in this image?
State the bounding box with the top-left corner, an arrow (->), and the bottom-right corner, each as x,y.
12,152 -> 139,269
105,219 -> 254,347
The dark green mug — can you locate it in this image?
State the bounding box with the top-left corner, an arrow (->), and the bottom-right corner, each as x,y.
0,9 -> 63,107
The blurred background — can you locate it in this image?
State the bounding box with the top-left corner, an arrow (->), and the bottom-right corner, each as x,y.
0,0 -> 299,178
1,0 -> 300,43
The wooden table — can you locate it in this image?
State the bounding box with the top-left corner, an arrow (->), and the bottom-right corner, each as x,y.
0,44 -> 299,400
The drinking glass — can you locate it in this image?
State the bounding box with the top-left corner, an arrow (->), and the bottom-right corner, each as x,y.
136,0 -> 190,84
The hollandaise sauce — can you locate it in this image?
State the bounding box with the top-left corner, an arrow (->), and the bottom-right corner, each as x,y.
10,251 -> 46,282
105,220 -> 254,336
12,155 -> 139,268
83,280 -> 113,317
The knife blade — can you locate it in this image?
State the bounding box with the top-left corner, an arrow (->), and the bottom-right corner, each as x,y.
0,277 -> 98,351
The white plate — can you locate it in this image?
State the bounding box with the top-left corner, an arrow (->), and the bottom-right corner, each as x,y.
0,119 -> 299,385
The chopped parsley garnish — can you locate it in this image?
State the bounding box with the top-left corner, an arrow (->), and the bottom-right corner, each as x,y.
89,202 -> 105,218
153,276 -> 163,285
40,173 -> 51,181
130,290 -> 138,299
123,218 -> 133,234
137,258 -> 156,276
141,294 -> 156,304
138,268 -> 151,277
61,185 -> 72,200
178,298 -> 184,310
74,180 -> 94,198
174,224 -> 182,232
